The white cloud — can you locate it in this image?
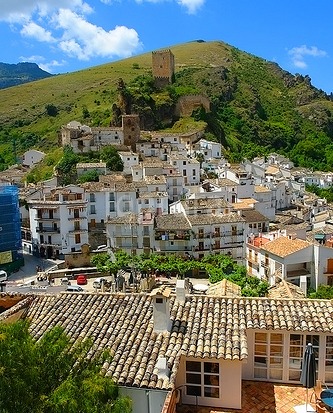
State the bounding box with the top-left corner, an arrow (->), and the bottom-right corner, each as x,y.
0,0 -> 91,23
288,45 -> 327,69
20,54 -> 66,73
55,9 -> 141,60
21,21 -> 56,43
39,60 -> 66,73
177,0 -> 205,14
134,0 -> 205,14
0,1 -> 141,65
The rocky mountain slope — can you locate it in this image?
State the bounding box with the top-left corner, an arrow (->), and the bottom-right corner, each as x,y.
0,62 -> 53,89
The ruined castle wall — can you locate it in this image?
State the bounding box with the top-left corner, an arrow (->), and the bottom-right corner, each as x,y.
175,95 -> 211,117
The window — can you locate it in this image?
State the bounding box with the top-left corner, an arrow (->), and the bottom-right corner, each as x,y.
75,234 -> 81,244
74,221 -> 80,231
109,192 -> 115,201
254,332 -> 283,380
193,169 -> 196,176
157,198 -> 161,204
74,209 -> 80,218
183,161 -> 186,165
90,205 -> 96,214
143,226 -> 149,236
49,210 -> 53,219
186,361 -> 219,399
183,170 -> 187,176
90,193 -> 95,202
123,202 -> 130,212
109,202 -> 115,212
325,336 -> 333,383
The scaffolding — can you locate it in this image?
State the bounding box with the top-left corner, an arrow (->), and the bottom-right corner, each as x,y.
0,185 -> 22,262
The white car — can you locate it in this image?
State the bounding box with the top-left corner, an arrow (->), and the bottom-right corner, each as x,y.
0,270 -> 8,282
93,277 -> 108,289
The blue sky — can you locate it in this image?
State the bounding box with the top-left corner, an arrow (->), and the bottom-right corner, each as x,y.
0,0 -> 332,93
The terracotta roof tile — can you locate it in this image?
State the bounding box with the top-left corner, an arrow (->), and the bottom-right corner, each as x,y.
155,214 -> 191,230
2,293 -> 333,391
260,236 -> 312,257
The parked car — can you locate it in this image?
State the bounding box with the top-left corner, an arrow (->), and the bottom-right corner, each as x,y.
0,270 -> 8,282
93,277 -> 108,289
96,245 -> 107,251
76,274 -> 88,285
60,277 -> 71,286
66,285 -> 84,292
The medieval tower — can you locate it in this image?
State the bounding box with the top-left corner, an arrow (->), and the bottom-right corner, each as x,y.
152,49 -> 175,88
122,114 -> 140,148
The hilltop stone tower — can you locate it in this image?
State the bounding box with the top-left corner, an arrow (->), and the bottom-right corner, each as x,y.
122,114 -> 140,148
152,49 -> 175,88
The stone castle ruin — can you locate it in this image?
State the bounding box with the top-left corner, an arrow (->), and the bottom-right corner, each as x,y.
60,114 -> 140,153
60,48 -> 210,153
152,49 -> 175,88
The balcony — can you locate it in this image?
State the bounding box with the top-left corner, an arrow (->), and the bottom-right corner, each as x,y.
35,216 -> 59,221
155,231 -> 191,241
286,268 -> 310,278
194,246 -> 210,252
194,231 -> 244,239
36,227 -> 60,233
246,255 -> 259,266
68,229 -> 88,234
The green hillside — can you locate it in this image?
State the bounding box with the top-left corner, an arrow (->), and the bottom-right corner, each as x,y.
1,40 -> 333,177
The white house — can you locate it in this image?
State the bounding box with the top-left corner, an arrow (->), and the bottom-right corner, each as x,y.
28,185 -> 88,258
118,151 -> 139,174
168,154 -> 200,186
21,149 -> 45,167
246,235 -> 313,287
193,138 -> 222,159
106,211 -> 155,255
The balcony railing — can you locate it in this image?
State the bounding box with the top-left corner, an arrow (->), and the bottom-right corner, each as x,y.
36,227 -> 60,233
68,229 -> 88,234
155,232 -> 191,241
193,230 -> 244,239
246,255 -> 259,266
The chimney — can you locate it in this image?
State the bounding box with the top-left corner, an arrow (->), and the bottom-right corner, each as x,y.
155,357 -> 170,380
176,279 -> 190,303
300,275 -> 307,296
151,287 -> 172,332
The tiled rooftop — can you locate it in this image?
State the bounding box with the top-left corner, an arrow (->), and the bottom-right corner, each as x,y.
260,237 -> 312,258
155,213 -> 192,230
2,293 -> 333,394
241,210 -> 269,223
254,185 -> 271,193
187,212 -> 245,225
182,198 -> 231,209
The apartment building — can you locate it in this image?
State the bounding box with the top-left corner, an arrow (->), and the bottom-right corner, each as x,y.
28,186 -> 88,258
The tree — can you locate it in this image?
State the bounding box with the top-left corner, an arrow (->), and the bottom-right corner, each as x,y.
78,169 -> 100,183
100,146 -> 124,171
0,320 -> 132,413
45,103 -> 59,117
